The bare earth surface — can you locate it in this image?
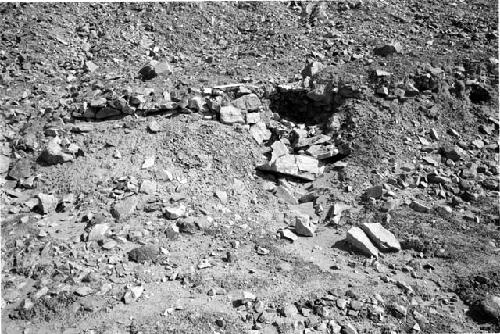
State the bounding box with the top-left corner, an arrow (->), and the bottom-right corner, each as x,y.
1,2 -> 499,334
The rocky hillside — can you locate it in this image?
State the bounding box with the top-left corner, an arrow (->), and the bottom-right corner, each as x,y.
1,1 -> 499,334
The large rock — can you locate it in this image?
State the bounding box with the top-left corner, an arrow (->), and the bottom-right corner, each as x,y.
346,227 -> 379,257
8,158 -> 32,180
39,137 -> 73,165
88,223 -> 110,241
231,93 -> 261,111
294,214 -> 316,237
37,193 -> 58,215
139,60 -> 172,80
249,122 -> 271,144
373,42 -> 402,57
219,105 -> 244,124
481,295 -> 500,321
128,245 -> 160,263
361,223 -> 401,252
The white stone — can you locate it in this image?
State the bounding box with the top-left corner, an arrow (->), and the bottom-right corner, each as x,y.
346,227 -> 379,257
361,223 -> 401,251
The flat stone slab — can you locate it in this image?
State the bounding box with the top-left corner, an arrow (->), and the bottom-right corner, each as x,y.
361,223 -> 401,252
346,227 -> 379,257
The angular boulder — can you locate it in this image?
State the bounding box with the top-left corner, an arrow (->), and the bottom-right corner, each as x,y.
361,223 -> 401,252
346,227 -> 379,257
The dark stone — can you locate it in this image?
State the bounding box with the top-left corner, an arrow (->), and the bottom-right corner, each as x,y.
128,245 -> 160,263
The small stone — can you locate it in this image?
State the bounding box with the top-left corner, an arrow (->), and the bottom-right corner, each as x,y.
215,190 -> 228,204
37,193 -> 58,215
39,137 -> 73,165
361,223 -> 401,251
88,223 -> 110,241
239,291 -> 256,304
140,180 -> 157,194
279,229 -> 298,242
188,96 -> 205,112
147,120 -> 161,133
346,227 -> 379,257
102,240 -> 117,250
111,196 -> 138,221
84,61 -> 98,73
409,200 -> 430,213
164,204 -> 186,220
75,287 -> 93,297
90,97 -> 107,108
391,304 -> 407,318
441,145 -> 465,161
165,223 -> 180,239
219,105 -> 244,124
294,214 -> 316,237
364,185 -> 383,199
8,158 -> 32,180
429,128 -> 439,140
123,285 -> 144,304
246,113 -> 261,124
128,245 -> 160,263
141,156 -> 155,169
113,150 -> 122,159
341,323 -> 358,334
71,123 -> 93,133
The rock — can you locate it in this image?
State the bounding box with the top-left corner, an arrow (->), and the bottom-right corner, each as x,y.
302,61 -> 325,78
246,112 -> 260,124
275,185 -> 298,205
306,145 -> 338,159
75,287 -> 93,297
88,223 -> 110,241
482,178 -> 499,191
231,93 -> 261,111
141,156 -> 155,169
128,245 -> 160,263
259,153 -> 322,181
364,185 -> 383,199
147,120 -> 161,133
111,196 -> 138,221
165,223 -> 180,239
361,223 -> 401,251
430,128 -> 439,140
219,105 -> 244,124
481,295 -> 500,320
84,61 -> 98,73
8,158 -> 32,180
346,227 -> 379,257
215,190 -> 228,204
441,145 -> 465,161
39,137 -> 73,165
239,291 -> 256,304
249,122 -> 271,144
294,214 -> 316,237
188,96 -> 205,112
164,204 -> 186,219
71,123 -> 93,133
140,180 -> 157,194
341,323 -> 358,334
390,304 -> 407,318
279,229 -> 298,242
374,42 -> 403,57
139,60 -> 172,80
0,155 -> 9,174
123,285 -> 144,304
37,193 -> 58,214
102,240 -> 117,250
90,97 -> 107,108
409,200 -> 430,213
